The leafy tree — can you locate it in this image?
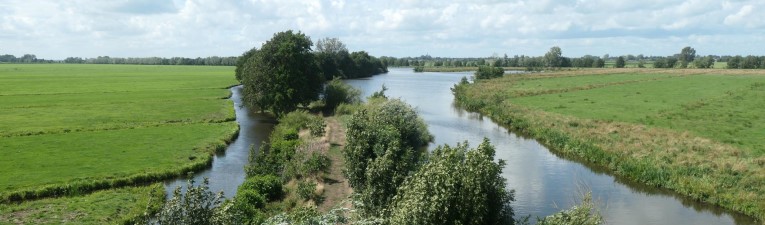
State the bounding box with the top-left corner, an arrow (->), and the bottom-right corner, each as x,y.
615,56 -> 626,68
239,30 -> 323,116
343,98 -> 432,216
235,47 -> 257,82
316,37 -> 347,54
544,46 -> 562,68
727,55 -> 742,69
323,77 -> 361,113
388,139 -> 514,225
679,46 -> 696,68
693,56 -> 715,69
594,58 -> 605,68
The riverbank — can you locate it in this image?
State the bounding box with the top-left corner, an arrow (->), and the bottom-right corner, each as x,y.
452,68 -> 765,221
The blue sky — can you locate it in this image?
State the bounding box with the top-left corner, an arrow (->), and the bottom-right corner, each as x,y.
1,0 -> 764,59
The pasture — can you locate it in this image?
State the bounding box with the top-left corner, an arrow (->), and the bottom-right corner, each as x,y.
0,64 -> 237,198
454,68 -> 765,219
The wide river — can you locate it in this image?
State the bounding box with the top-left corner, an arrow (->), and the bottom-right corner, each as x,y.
344,68 -> 757,225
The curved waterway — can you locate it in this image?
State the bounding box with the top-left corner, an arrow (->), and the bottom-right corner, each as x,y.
163,86 -> 274,199
344,68 -> 757,225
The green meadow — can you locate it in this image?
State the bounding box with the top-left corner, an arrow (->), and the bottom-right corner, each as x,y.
454,68 -> 765,219
0,64 -> 238,202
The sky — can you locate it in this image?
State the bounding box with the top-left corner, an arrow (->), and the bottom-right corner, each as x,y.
1,0 -> 764,59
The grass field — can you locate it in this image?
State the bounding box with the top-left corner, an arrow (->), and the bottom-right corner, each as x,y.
453,68 -> 765,220
0,184 -> 163,225
0,64 -> 238,200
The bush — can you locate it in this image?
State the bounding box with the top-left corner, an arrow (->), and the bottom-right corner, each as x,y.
475,66 -> 504,79
535,193 -> 601,225
323,77 -> 361,114
296,181 -> 317,201
388,139 -> 514,225
156,178 -> 228,225
240,175 -> 284,201
343,98 -> 432,215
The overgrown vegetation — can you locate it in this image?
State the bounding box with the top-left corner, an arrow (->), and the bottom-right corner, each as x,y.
453,69 -> 765,220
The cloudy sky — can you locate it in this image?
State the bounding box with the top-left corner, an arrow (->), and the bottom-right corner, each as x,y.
1,0 -> 763,59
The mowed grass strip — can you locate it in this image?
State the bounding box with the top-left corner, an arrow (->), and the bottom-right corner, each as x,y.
454,69 -> 765,219
0,64 -> 238,198
0,184 -> 163,225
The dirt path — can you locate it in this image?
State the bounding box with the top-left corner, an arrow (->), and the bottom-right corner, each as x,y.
317,117 -> 352,212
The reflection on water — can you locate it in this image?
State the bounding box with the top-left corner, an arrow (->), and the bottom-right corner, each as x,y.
163,86 -> 274,199
344,68 -> 756,225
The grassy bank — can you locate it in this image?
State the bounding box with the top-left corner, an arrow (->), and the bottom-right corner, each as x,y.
414,66 -> 525,72
0,64 -> 238,200
453,68 -> 765,220
0,183 -> 164,225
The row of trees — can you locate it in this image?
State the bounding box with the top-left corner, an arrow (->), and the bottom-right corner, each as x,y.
237,31 -> 388,116
0,53 -> 238,66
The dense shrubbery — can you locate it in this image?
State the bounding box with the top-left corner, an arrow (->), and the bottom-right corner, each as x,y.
343,97 -> 433,215
156,179 -> 229,225
475,65 -> 505,79
388,139 -> 515,225
322,77 -> 361,114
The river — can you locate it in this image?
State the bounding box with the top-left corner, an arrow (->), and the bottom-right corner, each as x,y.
343,68 -> 757,225
163,86 -> 274,199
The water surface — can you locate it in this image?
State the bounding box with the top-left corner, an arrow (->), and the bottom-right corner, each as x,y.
344,68 -> 756,225
163,86 -> 274,199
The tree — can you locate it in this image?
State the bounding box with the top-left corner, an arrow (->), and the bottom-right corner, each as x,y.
323,77 -> 361,113
315,37 -> 347,54
343,98 -> 432,216
615,56 -> 626,68
544,46 -> 562,68
239,30 -> 323,116
679,46 -> 696,68
235,47 -> 257,82
156,179 -> 236,225
388,139 -> 514,225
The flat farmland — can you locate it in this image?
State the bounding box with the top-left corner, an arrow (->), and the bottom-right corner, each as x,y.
0,64 -> 238,198
454,68 -> 765,219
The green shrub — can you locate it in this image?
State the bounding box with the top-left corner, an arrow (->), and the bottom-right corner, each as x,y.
535,193 -> 601,225
323,77 -> 361,113
343,98 -> 432,215
296,181 -> 317,201
156,178 -> 228,225
240,175 -> 284,201
475,65 -> 504,79
388,139 -> 514,225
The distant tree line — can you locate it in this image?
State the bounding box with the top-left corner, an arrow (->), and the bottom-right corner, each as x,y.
0,53 -> 238,66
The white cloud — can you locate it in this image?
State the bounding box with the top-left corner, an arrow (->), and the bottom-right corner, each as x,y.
0,0 -> 764,59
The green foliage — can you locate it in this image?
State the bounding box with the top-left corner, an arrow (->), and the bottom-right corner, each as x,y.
262,206 -> 351,225
240,30 -> 324,116
388,139 -> 514,225
314,38 -> 388,80
343,98 -> 432,215
240,175 -> 284,201
413,66 -> 424,72
614,56 -> 626,68
475,65 -> 505,79
693,56 -> 715,68
544,46 -> 562,68
235,47 -> 258,82
535,194 -> 601,225
370,84 -> 389,100
156,178 -> 230,225
323,77 -> 362,114
679,46 -> 696,68
296,181 -> 318,201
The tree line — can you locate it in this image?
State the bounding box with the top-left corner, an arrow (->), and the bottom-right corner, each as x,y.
0,53 -> 239,66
